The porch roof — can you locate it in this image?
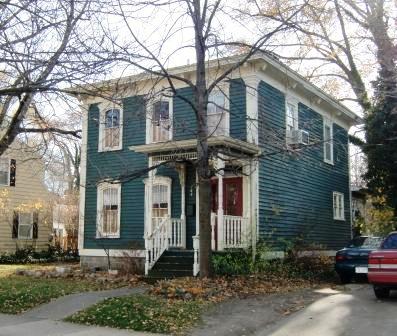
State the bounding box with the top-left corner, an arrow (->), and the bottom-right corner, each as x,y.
129,136 -> 261,158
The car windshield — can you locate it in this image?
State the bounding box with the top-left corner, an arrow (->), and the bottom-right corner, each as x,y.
348,236 -> 382,249
382,234 -> 397,249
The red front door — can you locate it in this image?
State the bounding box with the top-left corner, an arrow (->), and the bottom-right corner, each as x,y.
211,177 -> 243,248
211,177 -> 243,215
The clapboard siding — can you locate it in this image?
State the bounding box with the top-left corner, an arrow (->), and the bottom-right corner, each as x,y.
229,78 -> 247,140
84,96 -> 148,249
258,81 -> 351,250
0,144 -> 51,252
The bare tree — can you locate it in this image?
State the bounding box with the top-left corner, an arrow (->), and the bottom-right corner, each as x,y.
0,0 -> 115,155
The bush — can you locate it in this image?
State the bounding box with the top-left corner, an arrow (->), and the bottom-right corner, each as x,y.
211,240 -> 336,282
0,245 -> 79,264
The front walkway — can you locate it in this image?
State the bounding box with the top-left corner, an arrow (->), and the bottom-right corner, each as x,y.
0,286 -> 164,336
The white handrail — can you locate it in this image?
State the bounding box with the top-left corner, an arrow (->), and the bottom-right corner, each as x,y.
145,216 -> 169,275
169,218 -> 185,248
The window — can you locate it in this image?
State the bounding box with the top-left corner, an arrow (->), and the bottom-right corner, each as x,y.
18,213 -> 33,239
97,184 -> 121,238
144,176 -> 171,230
382,234 -> 397,249
324,119 -> 333,164
333,192 -> 345,220
207,90 -> 228,136
0,158 -> 9,186
286,100 -> 298,132
99,104 -> 123,151
151,99 -> 172,143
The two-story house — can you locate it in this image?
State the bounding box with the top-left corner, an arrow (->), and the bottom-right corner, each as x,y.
0,141 -> 52,252
77,53 -> 361,275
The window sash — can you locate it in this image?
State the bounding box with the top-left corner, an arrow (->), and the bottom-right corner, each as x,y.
286,103 -> 297,131
99,187 -> 120,237
18,213 -> 33,239
333,192 -> 344,220
324,122 -> 333,163
0,159 -> 9,186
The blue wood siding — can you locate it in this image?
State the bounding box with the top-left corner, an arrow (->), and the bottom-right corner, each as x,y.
84,96 -> 148,249
173,87 -> 196,141
229,78 -> 247,140
257,81 -> 351,250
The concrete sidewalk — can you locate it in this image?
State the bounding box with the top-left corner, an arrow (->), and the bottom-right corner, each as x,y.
0,286 -> 164,336
23,287 -> 145,320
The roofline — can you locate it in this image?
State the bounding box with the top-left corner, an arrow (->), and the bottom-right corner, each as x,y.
75,52 -> 362,125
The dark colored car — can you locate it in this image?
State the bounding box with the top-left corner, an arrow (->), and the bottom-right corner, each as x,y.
368,232 -> 397,299
335,236 -> 383,283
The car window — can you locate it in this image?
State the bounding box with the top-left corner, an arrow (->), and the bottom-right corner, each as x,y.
382,234 -> 397,249
348,237 -> 382,248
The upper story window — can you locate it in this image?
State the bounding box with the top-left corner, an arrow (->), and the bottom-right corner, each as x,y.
0,158 -> 9,186
150,98 -> 172,143
97,183 -> 121,238
98,103 -> 123,152
333,192 -> 345,220
324,119 -> 334,164
207,90 -> 229,136
286,99 -> 298,132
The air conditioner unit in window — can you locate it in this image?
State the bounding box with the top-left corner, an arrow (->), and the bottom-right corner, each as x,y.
287,129 -> 310,145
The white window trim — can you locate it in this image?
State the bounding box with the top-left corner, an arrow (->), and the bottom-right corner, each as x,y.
18,212 -> 33,240
323,118 -> 334,165
207,87 -> 230,137
143,175 -> 172,235
98,102 -> 123,152
96,182 -> 121,239
146,95 -> 173,144
333,192 -> 345,221
285,96 -> 299,143
0,158 -> 10,186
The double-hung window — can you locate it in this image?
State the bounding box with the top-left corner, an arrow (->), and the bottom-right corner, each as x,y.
333,192 -> 345,220
324,119 -> 334,164
99,103 -> 123,151
18,213 -> 33,239
97,184 -> 121,238
151,99 -> 171,143
207,90 -> 228,136
285,98 -> 298,144
0,158 -> 9,186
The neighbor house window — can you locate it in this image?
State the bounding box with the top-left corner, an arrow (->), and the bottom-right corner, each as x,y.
151,99 -> 172,143
0,158 -> 9,186
18,213 -> 33,239
99,104 -> 123,151
97,183 -> 121,238
207,90 -> 228,136
333,192 -> 345,220
324,119 -> 333,164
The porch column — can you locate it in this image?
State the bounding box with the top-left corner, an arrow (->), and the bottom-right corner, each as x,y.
176,163 -> 186,248
217,158 -> 225,251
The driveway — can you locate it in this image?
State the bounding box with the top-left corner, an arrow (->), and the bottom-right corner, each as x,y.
192,284 -> 397,336
254,284 -> 396,336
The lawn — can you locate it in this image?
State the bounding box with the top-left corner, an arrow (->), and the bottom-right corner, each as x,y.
0,264 -> 123,314
66,294 -> 206,335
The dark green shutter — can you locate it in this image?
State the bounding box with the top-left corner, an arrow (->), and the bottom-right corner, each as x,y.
9,159 -> 16,186
12,211 -> 18,238
32,212 -> 39,239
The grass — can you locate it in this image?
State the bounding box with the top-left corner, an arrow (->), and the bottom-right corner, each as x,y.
66,294 -> 206,335
0,264 -> 122,314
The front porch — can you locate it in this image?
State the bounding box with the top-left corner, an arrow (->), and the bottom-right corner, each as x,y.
130,136 -> 260,276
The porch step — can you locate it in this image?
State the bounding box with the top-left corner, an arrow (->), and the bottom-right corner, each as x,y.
147,250 -> 194,280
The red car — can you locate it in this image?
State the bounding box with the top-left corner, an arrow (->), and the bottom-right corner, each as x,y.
368,232 -> 397,299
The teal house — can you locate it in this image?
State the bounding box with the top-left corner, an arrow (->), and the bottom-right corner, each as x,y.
77,54 -> 361,275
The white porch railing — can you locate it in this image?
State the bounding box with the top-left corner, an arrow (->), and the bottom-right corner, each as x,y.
145,216 -> 186,274
211,213 -> 250,250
